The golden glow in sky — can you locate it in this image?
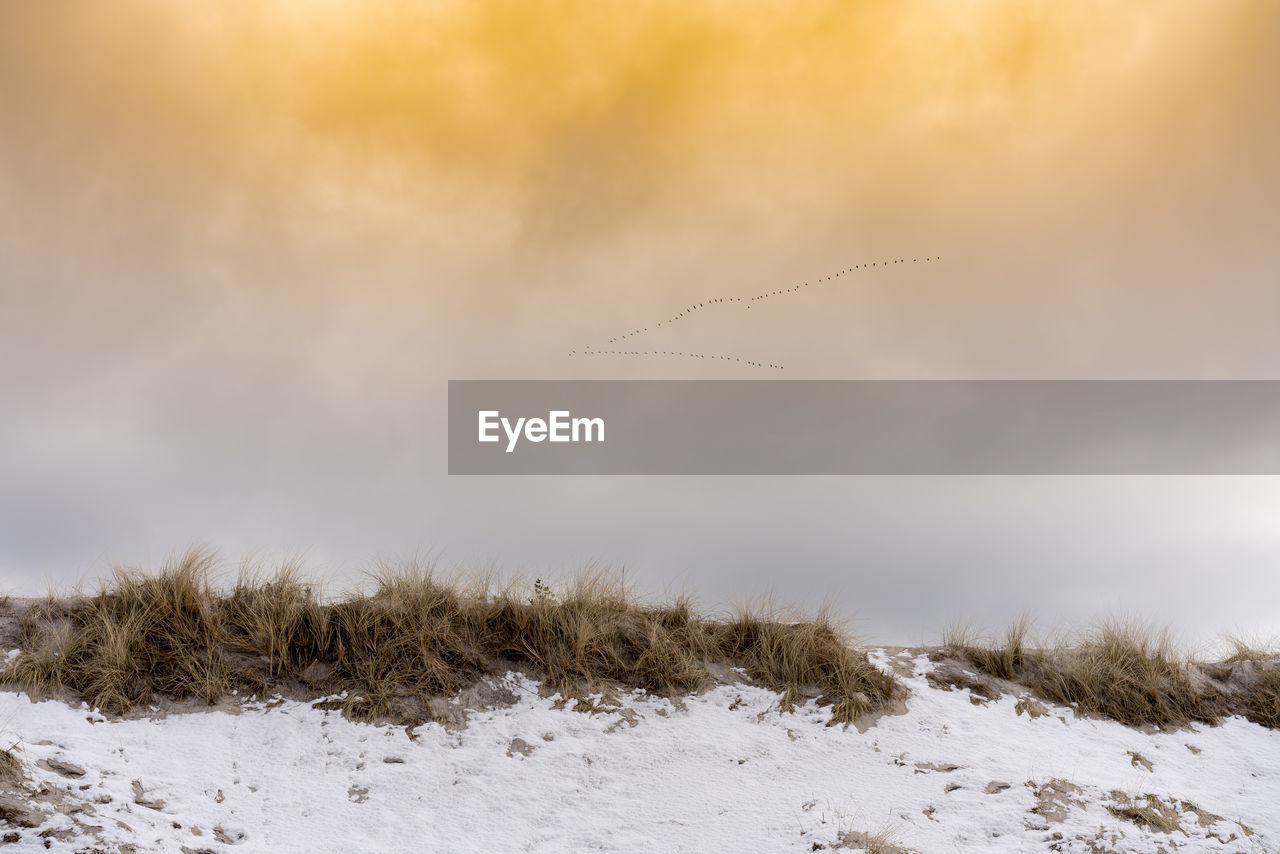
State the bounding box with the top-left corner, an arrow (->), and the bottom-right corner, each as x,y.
4,1 -> 1274,252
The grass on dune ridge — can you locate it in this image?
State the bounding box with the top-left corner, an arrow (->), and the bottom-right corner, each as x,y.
941,618 -> 1280,730
4,549 -> 1279,732
1,548 -> 896,726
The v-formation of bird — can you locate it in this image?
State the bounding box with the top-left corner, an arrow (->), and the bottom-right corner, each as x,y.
568,255 -> 940,371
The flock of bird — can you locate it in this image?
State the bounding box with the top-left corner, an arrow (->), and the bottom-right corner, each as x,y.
574,349 -> 784,370
569,255 -> 940,371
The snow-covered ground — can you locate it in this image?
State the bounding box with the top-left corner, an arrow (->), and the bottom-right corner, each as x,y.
2,649 -> 1276,853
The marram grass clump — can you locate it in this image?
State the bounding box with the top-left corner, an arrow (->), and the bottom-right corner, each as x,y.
1,549 -> 896,726
943,620 -> 1280,730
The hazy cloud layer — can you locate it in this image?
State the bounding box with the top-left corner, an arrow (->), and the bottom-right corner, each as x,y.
1,1 -> 1278,644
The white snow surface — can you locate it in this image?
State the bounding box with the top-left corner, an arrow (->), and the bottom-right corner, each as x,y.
1,649 -> 1277,853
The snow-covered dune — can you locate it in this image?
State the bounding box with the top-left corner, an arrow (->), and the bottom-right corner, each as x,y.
2,649 -> 1276,853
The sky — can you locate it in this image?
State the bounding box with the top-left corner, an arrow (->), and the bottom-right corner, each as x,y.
1,1 -> 1278,645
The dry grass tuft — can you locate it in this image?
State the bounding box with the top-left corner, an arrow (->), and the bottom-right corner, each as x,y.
1236,663 -> 1280,729
1106,792 -> 1183,834
0,748 -> 20,784
718,603 -> 895,723
1223,635 -> 1280,664
949,619 -> 1238,730
947,616 -> 1030,682
1209,635 -> 1280,728
1032,622 -> 1223,729
1,552 -> 897,725
834,825 -> 914,853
